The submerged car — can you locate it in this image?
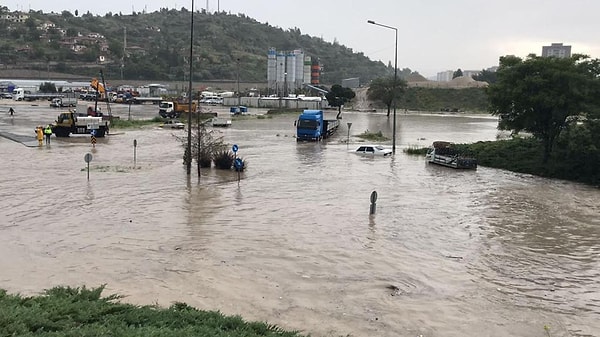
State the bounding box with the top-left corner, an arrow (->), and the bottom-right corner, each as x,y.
354,145 -> 393,156
160,120 -> 185,129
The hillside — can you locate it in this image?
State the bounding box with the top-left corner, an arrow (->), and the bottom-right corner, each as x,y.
0,8 -> 409,85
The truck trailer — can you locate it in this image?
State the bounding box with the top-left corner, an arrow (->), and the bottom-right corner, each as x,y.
295,109 -> 340,141
50,97 -> 78,107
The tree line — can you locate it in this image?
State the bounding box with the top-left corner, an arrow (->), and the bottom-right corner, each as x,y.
366,54 -> 600,185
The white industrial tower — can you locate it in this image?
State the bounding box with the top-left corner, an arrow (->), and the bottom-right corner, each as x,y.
267,48 -> 312,96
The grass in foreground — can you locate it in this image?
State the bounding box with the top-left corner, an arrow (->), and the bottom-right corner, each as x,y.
0,285 -> 305,337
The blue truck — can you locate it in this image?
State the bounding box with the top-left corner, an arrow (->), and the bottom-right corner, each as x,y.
295,109 -> 340,141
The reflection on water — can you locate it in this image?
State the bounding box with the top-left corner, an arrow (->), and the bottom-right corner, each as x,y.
0,109 -> 598,337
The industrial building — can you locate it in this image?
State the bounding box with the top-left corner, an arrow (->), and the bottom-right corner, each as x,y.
267,48 -> 320,97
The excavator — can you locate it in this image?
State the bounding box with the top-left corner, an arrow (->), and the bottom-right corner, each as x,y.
88,70 -> 112,117
90,77 -> 106,100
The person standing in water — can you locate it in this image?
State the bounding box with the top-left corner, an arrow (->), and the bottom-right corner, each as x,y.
44,125 -> 53,144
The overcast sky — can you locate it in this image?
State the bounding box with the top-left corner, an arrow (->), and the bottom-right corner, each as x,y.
6,0 -> 600,78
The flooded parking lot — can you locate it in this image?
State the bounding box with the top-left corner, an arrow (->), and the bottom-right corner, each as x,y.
1,100 -> 599,337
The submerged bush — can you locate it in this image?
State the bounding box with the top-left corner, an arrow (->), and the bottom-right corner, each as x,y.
213,150 -> 235,169
356,130 -> 389,142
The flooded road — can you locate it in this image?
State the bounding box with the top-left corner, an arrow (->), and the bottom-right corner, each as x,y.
1,101 -> 599,337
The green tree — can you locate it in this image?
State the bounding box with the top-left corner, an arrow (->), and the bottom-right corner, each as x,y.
39,82 -> 57,93
325,84 -> 355,118
472,69 -> 497,84
24,17 -> 39,42
366,76 -> 408,116
452,68 -> 463,79
487,54 -> 600,162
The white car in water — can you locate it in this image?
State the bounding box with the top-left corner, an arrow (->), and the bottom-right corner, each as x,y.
354,145 -> 393,156
160,120 -> 185,129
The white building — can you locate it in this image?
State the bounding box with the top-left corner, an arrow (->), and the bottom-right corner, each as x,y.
436,70 -> 454,82
542,43 -> 571,58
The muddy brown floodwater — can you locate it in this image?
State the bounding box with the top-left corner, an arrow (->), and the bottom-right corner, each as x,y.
1,101 -> 599,337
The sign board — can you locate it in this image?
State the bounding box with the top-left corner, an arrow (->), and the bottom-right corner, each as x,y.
234,158 -> 243,169
133,139 -> 138,147
84,153 -> 93,163
232,144 -> 239,153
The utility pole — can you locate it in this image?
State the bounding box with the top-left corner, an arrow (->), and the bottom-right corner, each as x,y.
186,0 -> 194,175
237,58 -> 241,107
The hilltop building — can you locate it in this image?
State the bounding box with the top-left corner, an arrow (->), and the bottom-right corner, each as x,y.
542,43 -> 571,58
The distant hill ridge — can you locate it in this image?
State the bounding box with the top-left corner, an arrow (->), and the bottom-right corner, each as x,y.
0,8 -> 414,84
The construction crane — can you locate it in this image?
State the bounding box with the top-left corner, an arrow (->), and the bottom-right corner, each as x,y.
90,70 -> 112,117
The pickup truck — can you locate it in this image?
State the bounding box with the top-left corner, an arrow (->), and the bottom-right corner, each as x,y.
295,109 -> 340,141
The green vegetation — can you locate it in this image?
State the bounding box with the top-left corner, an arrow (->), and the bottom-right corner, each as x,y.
367,76 -> 408,116
462,134 -> 599,185
356,130 -> 389,142
407,134 -> 599,186
325,84 -> 356,117
213,150 -> 247,171
404,145 -> 428,155
487,54 -> 600,162
0,286 -> 302,337
110,116 -> 164,128
0,7 -> 395,84
398,87 -> 488,112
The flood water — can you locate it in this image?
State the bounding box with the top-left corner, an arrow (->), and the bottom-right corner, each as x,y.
1,101 -> 599,337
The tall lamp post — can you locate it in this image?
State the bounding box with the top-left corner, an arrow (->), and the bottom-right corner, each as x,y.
368,19 -> 397,154
236,58 -> 241,107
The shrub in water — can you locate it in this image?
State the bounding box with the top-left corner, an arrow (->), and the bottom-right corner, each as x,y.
213,150 -> 235,170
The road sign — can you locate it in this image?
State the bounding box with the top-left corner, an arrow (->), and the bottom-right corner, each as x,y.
84,153 -> 92,180
232,144 -> 238,153
234,158 -> 243,169
133,139 -> 137,147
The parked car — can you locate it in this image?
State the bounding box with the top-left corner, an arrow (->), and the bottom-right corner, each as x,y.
160,120 -> 185,129
0,92 -> 13,99
354,145 -> 393,156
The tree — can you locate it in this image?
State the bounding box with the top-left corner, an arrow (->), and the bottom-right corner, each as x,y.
325,84 -> 355,118
39,82 -> 57,93
366,76 -> 408,116
487,54 -> 600,162
472,69 -> 497,84
452,68 -> 463,79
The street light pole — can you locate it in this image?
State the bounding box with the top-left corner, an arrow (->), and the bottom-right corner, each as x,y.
236,58 -> 241,108
367,19 -> 398,154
